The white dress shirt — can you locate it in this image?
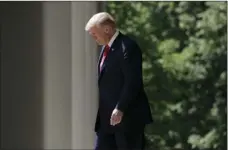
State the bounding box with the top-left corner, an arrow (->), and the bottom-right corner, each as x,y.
108,30 -> 119,47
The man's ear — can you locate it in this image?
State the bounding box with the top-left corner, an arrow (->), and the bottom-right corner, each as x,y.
105,27 -> 109,33
103,25 -> 110,33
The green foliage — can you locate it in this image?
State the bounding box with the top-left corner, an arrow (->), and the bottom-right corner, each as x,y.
106,2 -> 227,150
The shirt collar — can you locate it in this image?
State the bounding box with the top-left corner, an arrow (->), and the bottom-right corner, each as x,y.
108,30 -> 119,47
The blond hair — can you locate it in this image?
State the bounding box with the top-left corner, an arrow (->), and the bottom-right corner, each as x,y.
85,12 -> 116,31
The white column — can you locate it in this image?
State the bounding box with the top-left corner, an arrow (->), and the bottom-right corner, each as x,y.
43,1 -> 99,149
71,2 -> 98,149
1,1 -> 99,149
42,2 -> 72,149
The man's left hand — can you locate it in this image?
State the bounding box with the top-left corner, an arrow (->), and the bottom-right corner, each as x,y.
110,108 -> 123,126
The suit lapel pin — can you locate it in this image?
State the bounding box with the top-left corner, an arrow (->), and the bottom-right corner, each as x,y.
111,48 -> 114,51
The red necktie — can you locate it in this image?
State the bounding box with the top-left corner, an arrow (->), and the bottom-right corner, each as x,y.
100,45 -> 110,72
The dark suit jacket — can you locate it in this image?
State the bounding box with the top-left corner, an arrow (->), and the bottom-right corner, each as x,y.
95,32 -> 153,133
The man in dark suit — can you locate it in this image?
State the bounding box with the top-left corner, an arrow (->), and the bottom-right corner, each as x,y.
85,12 -> 153,150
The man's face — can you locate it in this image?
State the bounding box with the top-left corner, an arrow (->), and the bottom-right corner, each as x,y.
88,26 -> 107,45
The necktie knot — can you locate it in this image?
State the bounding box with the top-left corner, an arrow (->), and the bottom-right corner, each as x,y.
103,45 -> 110,57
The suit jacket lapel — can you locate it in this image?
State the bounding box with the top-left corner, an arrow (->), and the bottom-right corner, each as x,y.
97,46 -> 105,75
98,32 -> 123,82
98,47 -> 111,79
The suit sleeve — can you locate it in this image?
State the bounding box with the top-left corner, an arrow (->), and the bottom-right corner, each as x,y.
115,41 -> 142,113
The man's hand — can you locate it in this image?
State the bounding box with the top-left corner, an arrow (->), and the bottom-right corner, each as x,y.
110,108 -> 123,126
